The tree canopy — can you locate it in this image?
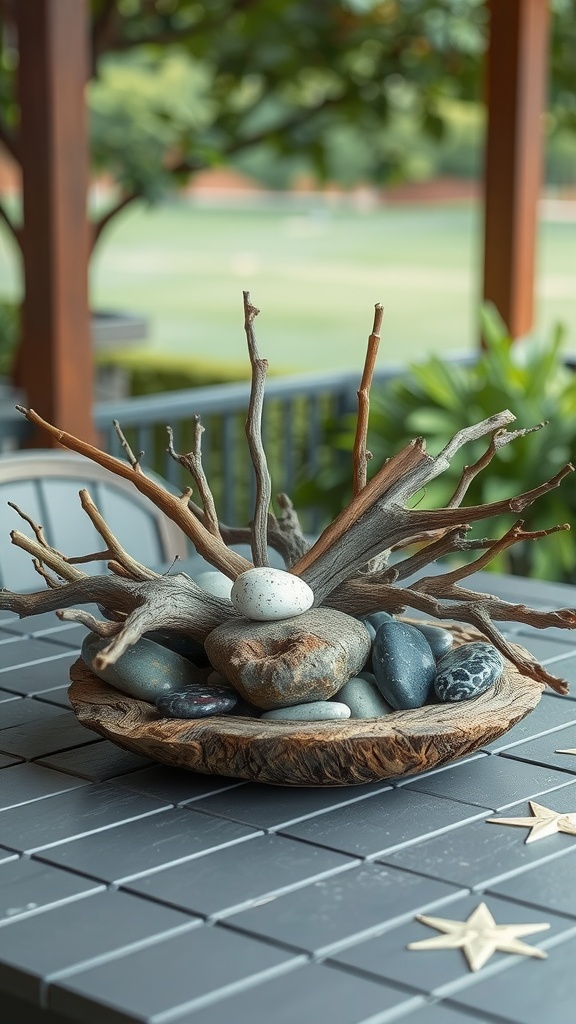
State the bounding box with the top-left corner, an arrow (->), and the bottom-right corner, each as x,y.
0,0 -> 574,251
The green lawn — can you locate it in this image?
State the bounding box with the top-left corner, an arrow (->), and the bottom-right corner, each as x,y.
1,196 -> 575,375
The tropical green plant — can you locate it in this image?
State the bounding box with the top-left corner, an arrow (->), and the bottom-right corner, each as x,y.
296,305 -> 576,582
0,300 -> 18,377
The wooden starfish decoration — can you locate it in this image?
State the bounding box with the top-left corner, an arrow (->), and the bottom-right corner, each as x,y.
486,800 -> 576,843
555,748 -> 576,755
408,902 -> 549,972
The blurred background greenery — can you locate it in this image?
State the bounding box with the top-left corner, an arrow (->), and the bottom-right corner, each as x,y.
1,1 -> 576,581
1,0 -> 575,378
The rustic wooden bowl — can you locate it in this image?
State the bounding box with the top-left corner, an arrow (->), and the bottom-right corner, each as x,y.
68,624 -> 543,787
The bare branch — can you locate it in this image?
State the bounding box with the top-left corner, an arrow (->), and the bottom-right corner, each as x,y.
324,576 -> 573,694
91,192 -> 141,250
78,489 -> 159,581
0,573 -> 238,656
433,411 -> 516,470
32,560 -> 66,590
292,437 -> 430,584
9,528 -> 87,584
113,420 -> 143,471
393,526 -> 472,581
167,420 -> 221,537
293,416 -> 573,603
353,303 -> 383,495
57,608 -> 123,637
447,422 -> 547,509
186,491 -> 310,568
272,493 -> 311,566
243,291 -> 272,567
415,521 -> 570,591
15,406 -> 253,580
8,502 -> 54,551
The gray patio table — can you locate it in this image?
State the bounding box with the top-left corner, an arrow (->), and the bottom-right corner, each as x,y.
1,566 -> 576,1024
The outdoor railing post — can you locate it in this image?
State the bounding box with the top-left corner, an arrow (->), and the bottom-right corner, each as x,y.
482,0 -> 550,340
16,0 -> 97,444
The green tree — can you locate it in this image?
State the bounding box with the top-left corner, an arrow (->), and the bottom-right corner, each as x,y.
0,0 -> 489,251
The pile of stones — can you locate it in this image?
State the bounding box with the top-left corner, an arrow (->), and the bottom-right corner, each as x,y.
81,568 -> 504,725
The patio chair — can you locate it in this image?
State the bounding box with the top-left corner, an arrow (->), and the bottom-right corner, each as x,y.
0,449 -> 189,591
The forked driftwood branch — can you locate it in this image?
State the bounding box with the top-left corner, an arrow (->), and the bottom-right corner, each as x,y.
1,299 -> 574,696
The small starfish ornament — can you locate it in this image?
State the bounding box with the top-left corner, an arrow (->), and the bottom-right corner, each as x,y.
408,901 -> 549,972
556,748 -> 576,755
486,800 -> 576,843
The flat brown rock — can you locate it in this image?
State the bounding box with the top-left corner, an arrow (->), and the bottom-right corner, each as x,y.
204,607 -> 371,710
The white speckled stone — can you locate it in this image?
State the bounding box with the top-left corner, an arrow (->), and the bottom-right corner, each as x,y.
230,567 -> 314,621
194,570 -> 233,601
261,701 -> 351,721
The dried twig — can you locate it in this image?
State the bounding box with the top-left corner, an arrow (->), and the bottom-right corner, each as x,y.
186,491 -> 310,567
15,407 -> 253,580
0,573 -> 238,664
392,422 -> 549,552
72,489 -> 159,581
7,503 -> 54,551
243,291 -> 272,567
325,575 -> 574,694
446,422 -> 547,509
353,303 -> 383,495
166,421 -> 221,537
114,420 -> 144,471
292,412 -> 530,599
9,527 -> 87,584
415,520 -> 569,591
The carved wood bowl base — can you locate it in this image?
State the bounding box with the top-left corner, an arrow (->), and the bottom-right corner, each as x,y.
68,624 -> 543,787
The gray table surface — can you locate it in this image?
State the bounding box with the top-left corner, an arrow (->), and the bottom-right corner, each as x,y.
1,565 -> 576,1024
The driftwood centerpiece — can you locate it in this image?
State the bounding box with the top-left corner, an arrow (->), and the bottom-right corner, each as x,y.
1,295 -> 574,785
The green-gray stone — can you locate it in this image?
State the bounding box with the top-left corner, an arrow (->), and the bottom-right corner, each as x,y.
81,632 -> 206,702
356,610 -> 394,643
260,701 -> 351,721
410,622 -> 454,659
333,676 -> 394,719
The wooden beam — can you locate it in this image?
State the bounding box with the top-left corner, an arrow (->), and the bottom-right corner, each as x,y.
483,0 -> 550,338
16,0 -> 96,445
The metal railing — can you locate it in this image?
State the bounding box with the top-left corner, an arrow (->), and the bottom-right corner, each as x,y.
1,355 -> 475,531
93,367 -> 400,533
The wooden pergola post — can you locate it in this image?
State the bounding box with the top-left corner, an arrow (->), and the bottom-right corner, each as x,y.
482,0 -> 550,339
16,0 -> 96,445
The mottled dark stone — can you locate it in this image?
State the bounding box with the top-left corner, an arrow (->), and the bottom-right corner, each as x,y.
410,622 -> 454,659
156,683 -> 240,719
435,642 -> 504,702
372,621 -> 436,710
